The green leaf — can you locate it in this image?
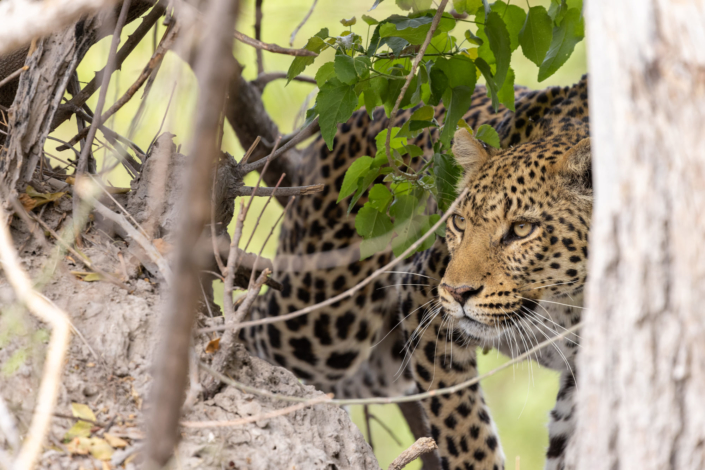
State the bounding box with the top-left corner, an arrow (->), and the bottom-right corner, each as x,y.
453,0 -> 483,15
475,57 -> 499,111
428,67 -> 449,106
356,204 -> 394,260
354,56 -> 372,79
410,105 -> 435,121
485,11 -> 511,89
464,30 -> 483,46
497,67 -> 516,111
315,62 -> 336,87
433,152 -> 461,211
335,55 -> 358,84
368,184 -> 393,212
538,8 -> 584,82
379,14 -> 456,45
430,214 -> 446,237
341,17 -> 357,26
338,156 -> 374,203
317,78 -> 358,149
363,89 -> 379,117
392,214 -> 433,258
362,14 -> 379,25
440,85 -> 474,147
432,55 -> 476,89
520,6 -> 553,67
396,0 -> 433,11
492,1 -> 526,52
286,29 -> 328,84
476,124 -> 500,148
349,168 -> 380,214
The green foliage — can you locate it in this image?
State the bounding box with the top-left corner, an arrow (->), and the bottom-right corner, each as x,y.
286,0 -> 583,260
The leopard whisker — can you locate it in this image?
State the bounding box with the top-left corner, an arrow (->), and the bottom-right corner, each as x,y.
381,271 -> 439,281
517,295 -> 586,310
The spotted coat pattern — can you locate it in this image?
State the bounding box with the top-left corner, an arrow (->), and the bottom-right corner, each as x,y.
241,76 -> 590,470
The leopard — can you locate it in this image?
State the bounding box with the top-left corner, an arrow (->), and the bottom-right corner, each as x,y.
240,75 -> 590,470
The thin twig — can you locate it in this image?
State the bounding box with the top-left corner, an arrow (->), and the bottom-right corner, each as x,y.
52,0 -> 168,130
86,192 -> 173,286
181,393 -> 332,428
240,118 -> 319,173
388,437 -> 438,470
60,23 -> 179,151
0,205 -> 71,470
253,72 -> 317,90
199,187 -> 470,333
241,173 -> 285,254
0,65 -> 28,88
73,0 -> 133,230
247,196 -> 294,287
210,165 -> 227,275
254,0 -> 264,74
29,213 -> 132,292
385,0 -> 448,179
200,322 -> 582,406
234,30 -> 317,57
231,183 -> 323,198
289,0 -> 319,46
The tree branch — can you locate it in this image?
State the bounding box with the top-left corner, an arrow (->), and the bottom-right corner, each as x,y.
388,437 -> 438,470
230,183 -> 323,198
234,30 -> 317,57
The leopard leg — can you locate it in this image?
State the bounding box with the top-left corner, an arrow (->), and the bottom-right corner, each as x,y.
545,371 -> 577,470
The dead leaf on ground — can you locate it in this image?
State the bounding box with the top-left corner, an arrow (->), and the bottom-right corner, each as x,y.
66,437 -> 114,461
64,421 -> 93,441
205,337 -> 221,353
21,185 -> 66,211
103,433 -> 128,448
71,271 -> 103,282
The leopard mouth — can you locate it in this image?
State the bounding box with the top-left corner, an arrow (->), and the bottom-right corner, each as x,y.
454,297 -> 540,341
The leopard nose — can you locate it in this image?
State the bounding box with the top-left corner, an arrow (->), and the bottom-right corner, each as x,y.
441,284 -> 484,304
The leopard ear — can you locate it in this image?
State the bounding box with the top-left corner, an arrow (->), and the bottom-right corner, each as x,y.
552,137 -> 592,190
452,128 -> 490,187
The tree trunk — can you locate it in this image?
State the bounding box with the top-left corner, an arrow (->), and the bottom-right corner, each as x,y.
575,1 -> 705,469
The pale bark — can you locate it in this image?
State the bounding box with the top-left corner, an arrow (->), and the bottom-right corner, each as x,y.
575,1 -> 705,469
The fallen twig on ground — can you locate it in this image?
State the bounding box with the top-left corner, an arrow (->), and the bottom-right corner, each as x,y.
388,437 -> 438,470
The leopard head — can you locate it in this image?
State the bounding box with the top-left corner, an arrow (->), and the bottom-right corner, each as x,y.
438,128 -> 592,341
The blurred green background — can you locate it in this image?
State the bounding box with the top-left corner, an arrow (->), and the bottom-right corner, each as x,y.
47,1 -> 586,468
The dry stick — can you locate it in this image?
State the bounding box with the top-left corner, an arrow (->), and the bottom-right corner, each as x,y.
289,0 -> 319,46
240,135 -> 261,165
181,393 -> 332,428
201,322 -> 582,406
0,65 -> 28,88
0,205 -> 71,470
73,0 -> 132,230
241,173 -> 285,254
145,0 -> 239,464
52,0 -> 168,130
29,213 -> 132,291
385,0 -> 448,179
89,195 -> 173,285
232,183 -> 323,198
240,117 -> 319,173
254,0 -> 264,74
59,23 -> 179,151
253,72 -> 317,90
233,30 -> 317,57
247,196 -> 294,287
210,167 -> 228,275
198,187 -> 469,334
388,437 -> 438,470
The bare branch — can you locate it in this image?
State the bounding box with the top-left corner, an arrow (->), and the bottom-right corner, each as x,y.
51,0 -> 168,130
231,183 -> 323,198
200,322 -> 582,406
240,117 -> 319,174
0,65 -> 27,89
234,30 -> 317,57
73,0 -> 133,226
145,0 -> 240,463
0,204 -> 71,470
388,437 -> 438,470
252,72 -> 316,91
289,0 -> 319,46
385,0 -> 448,179
59,22 -> 179,151
254,0 -> 264,74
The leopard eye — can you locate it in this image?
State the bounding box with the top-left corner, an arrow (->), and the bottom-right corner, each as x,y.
511,221 -> 534,238
452,214 -> 467,231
